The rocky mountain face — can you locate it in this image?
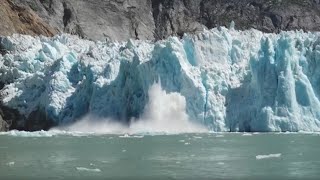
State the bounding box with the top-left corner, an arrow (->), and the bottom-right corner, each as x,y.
3,0 -> 155,41
1,0 -> 320,41
0,0 -> 57,37
1,0 -> 320,131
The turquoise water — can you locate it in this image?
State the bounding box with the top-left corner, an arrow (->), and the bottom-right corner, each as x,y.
0,132 -> 319,179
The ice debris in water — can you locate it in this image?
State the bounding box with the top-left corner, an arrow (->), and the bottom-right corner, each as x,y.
256,153 -> 282,160
1,26 -> 320,132
7,162 -> 15,167
76,167 -> 101,172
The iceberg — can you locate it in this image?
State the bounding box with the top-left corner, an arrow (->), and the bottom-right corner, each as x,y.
1,27 -> 320,132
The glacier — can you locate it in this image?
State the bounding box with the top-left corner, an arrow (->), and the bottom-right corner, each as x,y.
1,27 -> 320,132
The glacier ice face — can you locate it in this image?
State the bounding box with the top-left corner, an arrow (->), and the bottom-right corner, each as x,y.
1,27 -> 320,132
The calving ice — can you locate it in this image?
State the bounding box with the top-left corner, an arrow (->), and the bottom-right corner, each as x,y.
1,27 -> 320,132
56,82 -> 206,134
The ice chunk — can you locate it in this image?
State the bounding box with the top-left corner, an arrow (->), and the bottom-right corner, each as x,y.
7,162 -> 15,167
76,167 -> 101,172
256,153 -> 282,160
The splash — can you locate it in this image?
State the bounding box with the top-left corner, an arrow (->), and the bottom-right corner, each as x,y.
53,82 -> 207,134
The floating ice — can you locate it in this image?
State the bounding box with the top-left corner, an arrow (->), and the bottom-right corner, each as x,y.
215,135 -> 224,138
7,162 -> 15,167
76,167 -> 101,172
256,153 -> 282,160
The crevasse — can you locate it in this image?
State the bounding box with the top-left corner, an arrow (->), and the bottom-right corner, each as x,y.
1,27 -> 320,132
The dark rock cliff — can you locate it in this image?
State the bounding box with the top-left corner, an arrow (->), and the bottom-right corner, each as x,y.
1,0 -> 320,41
152,0 -> 320,39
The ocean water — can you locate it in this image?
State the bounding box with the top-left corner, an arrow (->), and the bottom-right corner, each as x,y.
0,132 -> 319,180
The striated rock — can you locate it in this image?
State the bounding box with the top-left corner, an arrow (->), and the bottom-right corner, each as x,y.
0,0 -> 320,41
11,0 -> 155,41
0,0 -> 57,37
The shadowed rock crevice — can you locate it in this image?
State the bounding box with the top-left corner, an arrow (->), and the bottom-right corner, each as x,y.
0,104 -> 56,131
25,109 -> 56,131
39,0 -> 54,13
63,2 -> 72,28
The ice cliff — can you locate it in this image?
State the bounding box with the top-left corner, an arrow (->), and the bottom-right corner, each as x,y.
1,27 -> 320,132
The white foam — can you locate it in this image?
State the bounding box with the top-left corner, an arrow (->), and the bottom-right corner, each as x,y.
0,130 -> 93,137
0,130 -> 54,137
256,153 -> 281,160
118,134 -> 143,138
242,133 -> 252,136
130,83 -> 207,134
215,135 -> 224,137
76,167 -> 101,172
119,134 -> 130,138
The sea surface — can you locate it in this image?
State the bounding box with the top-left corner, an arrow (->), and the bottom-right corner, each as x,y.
0,132 -> 319,180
